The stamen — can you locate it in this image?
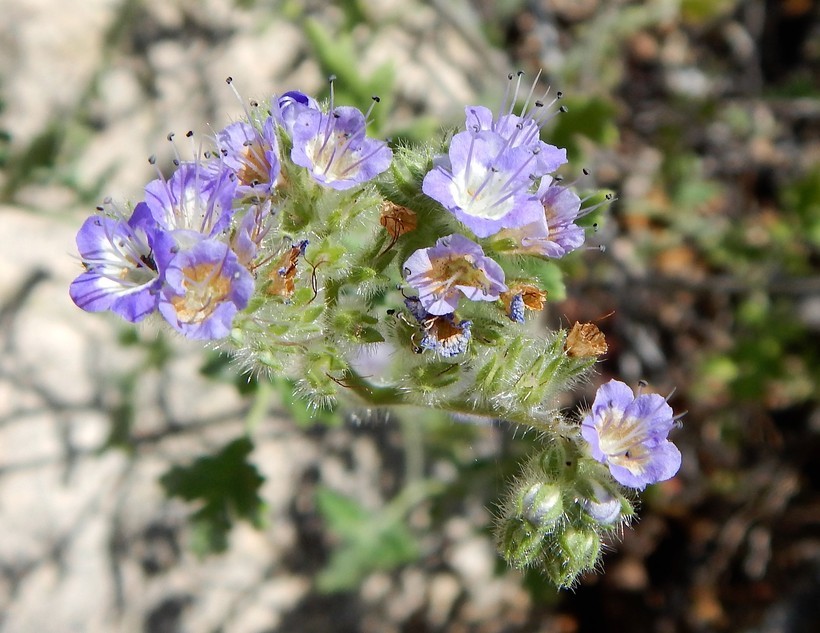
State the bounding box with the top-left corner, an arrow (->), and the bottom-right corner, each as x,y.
363,95 -> 380,123
225,76 -> 256,125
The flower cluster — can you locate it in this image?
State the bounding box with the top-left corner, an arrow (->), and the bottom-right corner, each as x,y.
71,81 -> 392,340
69,73 -> 681,588
403,72 -> 588,328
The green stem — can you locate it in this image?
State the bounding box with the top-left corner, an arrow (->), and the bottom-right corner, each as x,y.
340,369 -> 557,433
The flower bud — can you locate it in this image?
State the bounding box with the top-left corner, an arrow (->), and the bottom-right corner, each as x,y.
559,525 -> 601,571
580,481 -> 627,526
535,440 -> 577,482
542,525 -> 601,588
517,482 -> 564,528
498,518 -> 547,569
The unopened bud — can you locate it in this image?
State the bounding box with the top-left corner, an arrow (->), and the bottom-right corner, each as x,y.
541,525 -> 601,587
498,518 -> 545,569
518,482 -> 564,528
536,441 -> 577,482
580,481 -> 626,526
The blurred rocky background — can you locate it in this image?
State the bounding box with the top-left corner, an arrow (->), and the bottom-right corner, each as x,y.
1,1 -> 819,631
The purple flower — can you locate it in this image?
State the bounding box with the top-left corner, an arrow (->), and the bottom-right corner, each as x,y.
403,297 -> 472,357
403,234 -> 507,315
495,177 -> 585,258
230,200 -> 274,267
289,105 -> 392,190
464,105 -> 566,175
421,130 -> 545,238
158,239 -> 254,340
272,90 -> 319,135
215,119 -> 280,197
144,161 -> 237,237
69,203 -> 171,322
581,380 -> 682,490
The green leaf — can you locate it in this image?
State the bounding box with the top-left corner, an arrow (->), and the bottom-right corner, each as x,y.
315,487 -> 420,593
549,97 -> 619,161
160,437 -> 265,556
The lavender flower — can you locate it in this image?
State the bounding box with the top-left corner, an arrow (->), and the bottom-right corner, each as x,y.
230,200 -> 274,268
215,119 -> 280,197
158,239 -> 254,340
581,380 -> 682,490
495,178 -> 585,258
144,160 -> 237,238
69,203 -> 171,322
403,234 -> 507,315
422,130 -> 545,238
464,105 -> 566,175
272,90 -> 319,135
289,105 -> 392,190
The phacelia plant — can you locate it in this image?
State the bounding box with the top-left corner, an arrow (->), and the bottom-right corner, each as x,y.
70,72 -> 682,587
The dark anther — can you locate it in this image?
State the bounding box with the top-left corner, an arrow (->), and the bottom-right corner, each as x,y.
250,100 -> 258,107
372,96 -> 380,102
172,159 -> 180,166
559,105 -> 568,113
507,73 -> 514,80
556,91 -> 563,98
517,70 -> 524,76
535,100 -> 543,108
148,155 -> 157,165
226,76 -> 233,84
95,206 -> 104,211
582,168 -> 590,176
386,309 -> 396,315
186,130 -> 193,138
166,132 -> 175,141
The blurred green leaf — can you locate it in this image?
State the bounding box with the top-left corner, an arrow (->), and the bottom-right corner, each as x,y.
160,437 -> 266,556
782,168 -> 820,248
315,487 -> 420,593
303,17 -> 395,135
549,97 -> 619,162
680,0 -> 741,25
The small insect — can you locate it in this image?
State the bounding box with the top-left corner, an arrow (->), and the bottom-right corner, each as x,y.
564,321 -> 608,358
